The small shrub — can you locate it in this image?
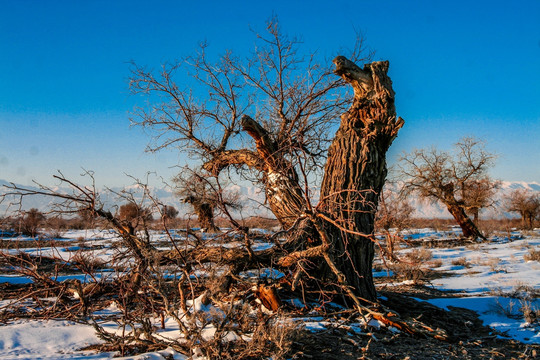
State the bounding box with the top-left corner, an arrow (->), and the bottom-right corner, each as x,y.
493,298 -> 540,325
384,248 -> 435,283
451,257 -> 471,268
489,283 -> 540,301
405,248 -> 432,263
486,257 -> 505,272
388,262 -> 431,283
524,248 -> 540,262
493,298 -> 520,318
17,208 -> 46,237
428,259 -> 443,268
70,251 -> 107,272
520,301 -> 540,325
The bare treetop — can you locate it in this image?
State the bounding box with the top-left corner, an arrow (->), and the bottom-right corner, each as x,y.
129,17 -> 370,174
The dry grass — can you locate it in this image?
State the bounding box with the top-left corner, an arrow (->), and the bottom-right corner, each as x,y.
405,248 -> 433,262
471,256 -> 506,272
451,257 -> 472,268
385,248 -> 436,283
388,263 -> 430,282
492,298 -> 540,326
524,247 -> 540,262
489,283 -> 540,327
520,301 -> 540,325
429,259 -> 443,268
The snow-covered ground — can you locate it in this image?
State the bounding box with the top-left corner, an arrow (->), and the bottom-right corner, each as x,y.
0,320 -> 112,360
384,229 -> 540,344
0,228 -> 539,359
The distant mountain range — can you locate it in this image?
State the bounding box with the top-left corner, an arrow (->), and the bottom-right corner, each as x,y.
0,178 -> 270,218
1,179 -> 538,219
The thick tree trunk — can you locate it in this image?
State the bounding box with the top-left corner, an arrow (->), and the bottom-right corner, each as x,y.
318,58 -> 404,301
200,59 -> 404,303
445,203 -> 484,239
440,183 -> 485,239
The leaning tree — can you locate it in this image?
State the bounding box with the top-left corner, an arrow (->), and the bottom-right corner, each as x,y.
129,20 -> 403,302
398,137 -> 497,239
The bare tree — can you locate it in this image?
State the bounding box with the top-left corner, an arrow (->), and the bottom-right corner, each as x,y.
173,170 -> 241,232
0,47 -> 414,357
398,137 -> 497,240
506,189 -> 540,229
129,18 -> 402,302
162,205 -> 178,221
119,202 -> 153,222
118,202 -> 153,234
129,18 -> 370,228
0,19 -> 402,329
19,208 -> 46,237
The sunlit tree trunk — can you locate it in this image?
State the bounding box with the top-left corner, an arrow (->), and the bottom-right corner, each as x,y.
204,115 -> 306,229
441,186 -> 485,239
318,59 -> 404,301
446,203 -> 484,238
206,58 -> 403,301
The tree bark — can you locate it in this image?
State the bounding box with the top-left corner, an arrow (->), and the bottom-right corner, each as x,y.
240,115 -> 307,228
197,58 -> 404,303
318,58 -> 404,301
441,186 -> 485,239
445,203 -> 484,239
204,115 -> 306,228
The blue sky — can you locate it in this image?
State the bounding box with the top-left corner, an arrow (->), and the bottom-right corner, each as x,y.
1,0 -> 539,187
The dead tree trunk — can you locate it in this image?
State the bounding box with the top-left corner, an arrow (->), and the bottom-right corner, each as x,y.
202,57 -> 404,302
520,211 -> 534,230
318,58 -> 404,301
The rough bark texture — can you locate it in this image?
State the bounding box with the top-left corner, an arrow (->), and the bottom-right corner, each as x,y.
264,169 -> 306,228
197,58 -> 404,302
441,185 -> 485,239
319,58 -> 404,301
205,114 -> 306,228
446,203 -> 483,239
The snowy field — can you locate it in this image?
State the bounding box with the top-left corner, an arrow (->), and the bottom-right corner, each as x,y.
0,228 -> 539,359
